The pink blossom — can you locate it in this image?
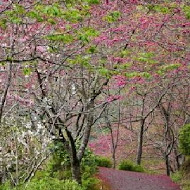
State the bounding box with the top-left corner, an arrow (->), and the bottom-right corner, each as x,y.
94,35 -> 108,44
113,75 -> 127,87
106,95 -> 122,103
19,36 -> 30,43
36,46 -> 47,53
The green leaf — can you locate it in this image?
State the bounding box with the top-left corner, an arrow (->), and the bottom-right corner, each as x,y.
46,34 -> 74,43
183,5 -> 190,19
27,11 -> 43,22
125,71 -> 151,78
13,4 -> 25,14
11,17 -> 22,24
147,4 -> 171,14
44,5 -> 62,17
98,68 -> 111,78
23,67 -> 32,76
120,50 -> 131,58
47,18 -> 56,24
125,72 -> 139,78
157,64 -> 181,75
137,52 -> 157,64
78,27 -> 99,43
87,46 -> 97,54
104,11 -> 121,23
86,0 -> 100,5
119,63 -> 132,69
63,9 -> 83,23
141,72 -> 151,78
0,18 -> 7,29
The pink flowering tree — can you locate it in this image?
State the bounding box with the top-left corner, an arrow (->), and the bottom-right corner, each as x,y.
0,0 -> 189,184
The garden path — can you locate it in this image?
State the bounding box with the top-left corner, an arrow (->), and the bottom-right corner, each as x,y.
98,167 -> 181,190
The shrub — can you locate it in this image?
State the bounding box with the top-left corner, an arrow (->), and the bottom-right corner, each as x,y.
95,156 -> 112,168
0,179 -> 84,190
0,143 -> 99,190
82,177 -> 100,190
171,171 -> 183,183
81,149 -> 97,177
118,160 -> 144,172
25,178 -> 81,190
0,181 -> 12,190
179,124 -> 190,156
81,149 -> 99,190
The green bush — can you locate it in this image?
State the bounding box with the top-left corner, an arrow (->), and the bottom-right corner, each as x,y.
0,179 -> 84,190
179,124 -> 190,156
95,156 -> 112,168
171,171 -> 183,183
0,181 -> 13,190
0,142 -> 99,190
81,149 -> 99,190
118,160 -> 144,172
27,178 -> 84,190
82,177 -> 100,190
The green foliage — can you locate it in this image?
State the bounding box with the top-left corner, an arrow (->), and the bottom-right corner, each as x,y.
47,141 -> 98,189
125,71 -> 151,79
171,171 -> 183,183
0,181 -> 12,190
104,11 -> 121,23
78,27 -> 99,44
98,68 -> 111,78
118,160 -> 144,172
23,67 -> 32,76
27,178 -> 84,190
85,0 -> 100,5
46,34 -> 74,43
171,158 -> 190,190
179,124 -> 190,156
147,4 -> 171,14
157,64 -> 181,75
47,141 -> 71,176
135,52 -> 157,66
0,18 -> 7,29
87,46 -> 97,54
95,156 -> 112,168
63,8 -> 83,22
119,50 -> 131,58
0,179 -> 84,190
63,0 -> 99,6
81,149 -> 97,176
114,63 -> 132,70
68,55 -> 92,69
183,5 -> 190,20
4,3 -> 26,24
82,177 -> 99,190
0,142 -> 99,190
27,11 -> 43,22
43,5 -> 62,17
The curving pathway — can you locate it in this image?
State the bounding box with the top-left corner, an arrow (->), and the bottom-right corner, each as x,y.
98,167 -> 181,190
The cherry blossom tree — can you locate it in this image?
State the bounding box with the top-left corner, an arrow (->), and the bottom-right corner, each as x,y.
0,0 -> 189,184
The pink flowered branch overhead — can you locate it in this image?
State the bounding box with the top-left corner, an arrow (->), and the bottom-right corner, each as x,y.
0,0 -> 189,109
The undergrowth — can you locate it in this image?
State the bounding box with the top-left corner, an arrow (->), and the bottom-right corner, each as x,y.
118,160 -> 144,172
0,142 -> 100,190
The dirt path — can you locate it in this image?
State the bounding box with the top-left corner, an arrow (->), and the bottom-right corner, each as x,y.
98,167 -> 181,190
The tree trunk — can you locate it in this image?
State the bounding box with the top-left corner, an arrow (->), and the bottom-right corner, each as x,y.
112,150 -> 116,169
174,146 -> 180,170
71,159 -> 81,184
136,119 -> 145,165
165,155 -> 170,176
64,129 -> 82,184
